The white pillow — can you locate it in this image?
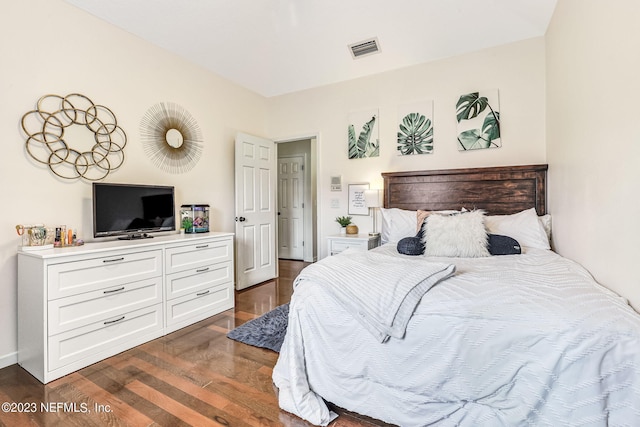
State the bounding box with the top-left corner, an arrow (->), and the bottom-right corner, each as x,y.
484,208 -> 550,250
539,214 -> 552,242
380,208 -> 417,243
423,210 -> 490,258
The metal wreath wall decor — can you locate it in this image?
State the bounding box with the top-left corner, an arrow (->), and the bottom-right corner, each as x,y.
140,102 -> 203,174
21,93 -> 127,181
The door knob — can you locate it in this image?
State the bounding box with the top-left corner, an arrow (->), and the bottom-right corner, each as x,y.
238,216 -> 246,222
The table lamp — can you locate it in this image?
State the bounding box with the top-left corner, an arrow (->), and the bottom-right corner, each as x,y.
364,189 -> 381,237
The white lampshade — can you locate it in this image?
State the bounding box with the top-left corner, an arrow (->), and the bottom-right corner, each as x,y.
364,189 -> 381,208
365,189 -> 381,236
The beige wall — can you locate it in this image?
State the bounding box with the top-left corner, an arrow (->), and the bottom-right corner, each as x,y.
0,0 -> 267,367
546,0 -> 640,310
267,38 -> 547,258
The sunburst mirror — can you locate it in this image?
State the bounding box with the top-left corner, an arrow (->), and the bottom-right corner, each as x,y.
140,102 -> 203,174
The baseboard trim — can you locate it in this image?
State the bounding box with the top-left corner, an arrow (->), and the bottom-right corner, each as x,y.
0,351 -> 18,370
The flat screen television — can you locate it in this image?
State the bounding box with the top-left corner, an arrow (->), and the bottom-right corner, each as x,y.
92,183 -> 176,239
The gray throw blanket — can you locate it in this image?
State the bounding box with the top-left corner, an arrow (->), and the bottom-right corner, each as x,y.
294,249 -> 455,342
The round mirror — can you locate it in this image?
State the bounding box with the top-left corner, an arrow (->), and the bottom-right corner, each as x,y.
165,128 -> 184,148
140,102 -> 203,174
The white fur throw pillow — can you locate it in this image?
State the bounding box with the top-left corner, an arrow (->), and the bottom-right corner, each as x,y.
423,210 -> 490,258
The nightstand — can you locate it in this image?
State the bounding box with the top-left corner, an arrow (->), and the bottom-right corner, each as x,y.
327,234 -> 381,256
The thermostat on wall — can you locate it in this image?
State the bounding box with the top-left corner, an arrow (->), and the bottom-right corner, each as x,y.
331,175 -> 342,191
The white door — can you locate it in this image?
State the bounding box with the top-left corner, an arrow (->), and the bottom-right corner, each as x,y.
234,133 -> 277,290
278,155 -> 305,260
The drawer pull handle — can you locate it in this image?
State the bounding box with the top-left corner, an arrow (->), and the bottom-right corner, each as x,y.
103,257 -> 125,263
104,316 -> 125,325
195,244 -> 209,249
103,286 -> 125,294
196,267 -> 210,273
197,290 -> 210,297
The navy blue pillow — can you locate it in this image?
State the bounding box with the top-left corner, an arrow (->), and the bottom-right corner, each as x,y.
487,234 -> 521,255
397,228 -> 425,256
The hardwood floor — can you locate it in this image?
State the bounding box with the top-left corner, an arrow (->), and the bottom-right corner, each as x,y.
0,260 -> 390,427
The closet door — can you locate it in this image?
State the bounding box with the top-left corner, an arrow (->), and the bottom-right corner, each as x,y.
277,155 -> 305,260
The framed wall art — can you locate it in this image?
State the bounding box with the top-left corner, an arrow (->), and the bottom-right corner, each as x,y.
397,100 -> 434,155
348,109 -> 379,159
348,183 -> 370,215
456,89 -> 501,151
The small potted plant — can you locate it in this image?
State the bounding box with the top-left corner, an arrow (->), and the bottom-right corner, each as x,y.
335,216 -> 352,235
181,217 -> 194,233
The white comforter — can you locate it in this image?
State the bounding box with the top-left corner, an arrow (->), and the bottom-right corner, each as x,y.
292,249 -> 455,342
272,245 -> 640,426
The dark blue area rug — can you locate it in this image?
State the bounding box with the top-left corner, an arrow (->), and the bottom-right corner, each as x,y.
227,303 -> 289,352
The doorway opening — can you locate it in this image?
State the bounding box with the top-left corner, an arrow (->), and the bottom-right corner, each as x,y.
276,137 -> 317,263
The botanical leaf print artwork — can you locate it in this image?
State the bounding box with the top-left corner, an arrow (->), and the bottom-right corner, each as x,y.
397,100 -> 434,156
348,110 -> 379,159
397,113 -> 433,155
456,90 -> 501,151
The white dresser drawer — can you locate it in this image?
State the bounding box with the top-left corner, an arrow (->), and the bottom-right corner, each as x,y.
331,240 -> 368,254
327,234 -> 381,256
165,284 -> 233,331
166,261 -> 233,301
47,250 -> 162,300
48,304 -> 163,371
165,238 -> 232,275
48,277 -> 162,335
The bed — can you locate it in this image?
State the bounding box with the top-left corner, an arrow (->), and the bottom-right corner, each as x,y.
272,164 -> 640,426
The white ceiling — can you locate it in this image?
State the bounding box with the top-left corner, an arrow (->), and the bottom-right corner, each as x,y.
63,0 -> 557,97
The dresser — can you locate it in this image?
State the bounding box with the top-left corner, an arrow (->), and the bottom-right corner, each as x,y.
164,237 -> 234,334
327,233 -> 381,256
17,232 -> 234,383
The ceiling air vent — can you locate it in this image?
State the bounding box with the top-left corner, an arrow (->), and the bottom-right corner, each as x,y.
348,37 -> 381,59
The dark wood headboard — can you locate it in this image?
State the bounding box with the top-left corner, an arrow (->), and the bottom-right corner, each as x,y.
382,164 -> 548,215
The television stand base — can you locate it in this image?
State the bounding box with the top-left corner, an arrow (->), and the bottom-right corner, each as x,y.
118,233 -> 154,240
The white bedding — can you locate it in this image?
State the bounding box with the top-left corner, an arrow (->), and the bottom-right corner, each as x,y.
292,249 -> 455,342
272,245 -> 640,426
